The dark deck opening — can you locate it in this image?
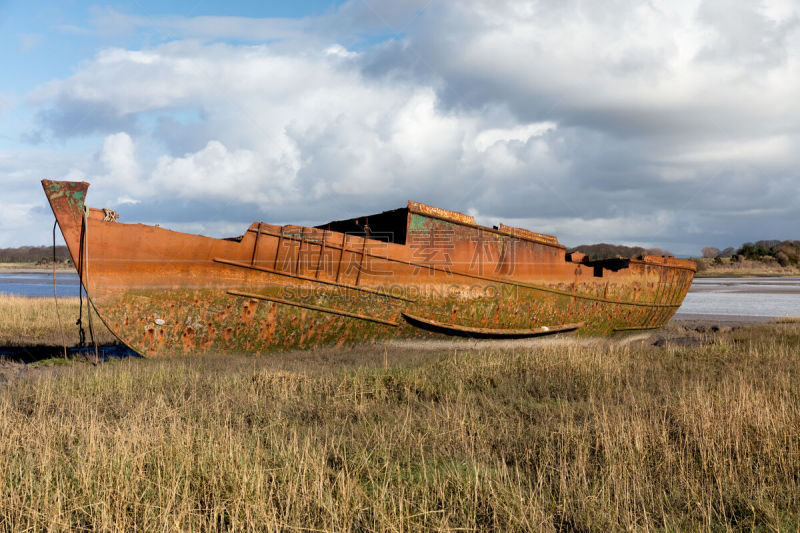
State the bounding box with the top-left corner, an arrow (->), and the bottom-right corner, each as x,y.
316,207 -> 408,245
587,257 -> 630,277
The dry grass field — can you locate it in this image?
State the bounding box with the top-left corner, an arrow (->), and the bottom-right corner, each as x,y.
0,294 -> 116,348
1,295 -> 799,530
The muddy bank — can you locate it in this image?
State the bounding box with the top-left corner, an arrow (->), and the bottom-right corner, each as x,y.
669,313 -> 776,326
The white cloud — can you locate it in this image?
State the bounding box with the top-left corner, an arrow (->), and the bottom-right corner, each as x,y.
0,150 -> 97,247
396,0 -> 800,138
493,210 -> 680,249
6,0 -> 800,254
152,140 -> 273,202
32,43 -> 535,207
474,122 -> 556,152
0,202 -> 37,232
325,44 -> 356,59
65,132 -> 145,209
99,132 -> 139,184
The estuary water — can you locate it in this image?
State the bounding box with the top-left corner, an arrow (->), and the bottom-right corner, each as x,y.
2,272 -> 798,321
0,271 -> 80,298
674,277 -> 800,321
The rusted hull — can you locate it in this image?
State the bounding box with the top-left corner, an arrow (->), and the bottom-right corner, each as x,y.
42,180 -> 696,357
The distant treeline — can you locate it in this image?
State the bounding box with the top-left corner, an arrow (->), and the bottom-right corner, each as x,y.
567,243 -> 673,261
702,240 -> 800,267
0,246 -> 72,264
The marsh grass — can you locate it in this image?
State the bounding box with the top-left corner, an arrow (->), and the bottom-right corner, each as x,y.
0,294 -> 115,346
1,323 -> 799,530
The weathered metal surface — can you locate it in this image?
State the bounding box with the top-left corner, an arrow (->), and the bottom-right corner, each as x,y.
42,179 -> 696,357
229,290 -> 400,327
498,223 -> 559,246
213,257 -> 416,302
407,201 -> 476,225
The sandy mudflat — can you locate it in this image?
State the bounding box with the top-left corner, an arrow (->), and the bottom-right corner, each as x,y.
669,313 -> 777,326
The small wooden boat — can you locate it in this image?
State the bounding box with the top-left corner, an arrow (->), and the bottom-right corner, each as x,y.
43,179 -> 695,356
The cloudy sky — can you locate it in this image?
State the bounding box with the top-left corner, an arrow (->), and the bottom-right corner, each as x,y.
1,0 -> 798,255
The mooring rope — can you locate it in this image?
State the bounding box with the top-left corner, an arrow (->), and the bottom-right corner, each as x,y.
76,212 -> 86,347
76,207 -> 99,363
82,206 -> 99,364
52,220 -> 68,359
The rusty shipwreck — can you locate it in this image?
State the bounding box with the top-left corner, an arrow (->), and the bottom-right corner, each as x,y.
43,179 -> 696,356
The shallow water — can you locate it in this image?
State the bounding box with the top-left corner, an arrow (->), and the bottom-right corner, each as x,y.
675,277 -> 800,318
0,271 -> 80,298
3,272 -> 798,320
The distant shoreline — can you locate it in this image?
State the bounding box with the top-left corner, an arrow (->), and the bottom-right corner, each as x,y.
0,264 -> 75,274
692,256 -> 800,278
3,263 -> 800,279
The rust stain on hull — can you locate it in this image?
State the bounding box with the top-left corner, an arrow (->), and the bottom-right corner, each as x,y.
41,179 -> 696,357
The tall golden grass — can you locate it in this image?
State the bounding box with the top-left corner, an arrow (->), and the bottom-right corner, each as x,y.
0,294 -> 115,346
1,322 -> 798,530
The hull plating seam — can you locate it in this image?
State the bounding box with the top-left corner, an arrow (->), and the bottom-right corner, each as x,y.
227,290 -> 400,327
214,257 -> 416,302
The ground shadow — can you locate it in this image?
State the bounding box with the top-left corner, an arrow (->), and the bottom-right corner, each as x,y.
0,343 -> 141,364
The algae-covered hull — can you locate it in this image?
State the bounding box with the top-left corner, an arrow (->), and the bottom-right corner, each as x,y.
43,180 -> 695,356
